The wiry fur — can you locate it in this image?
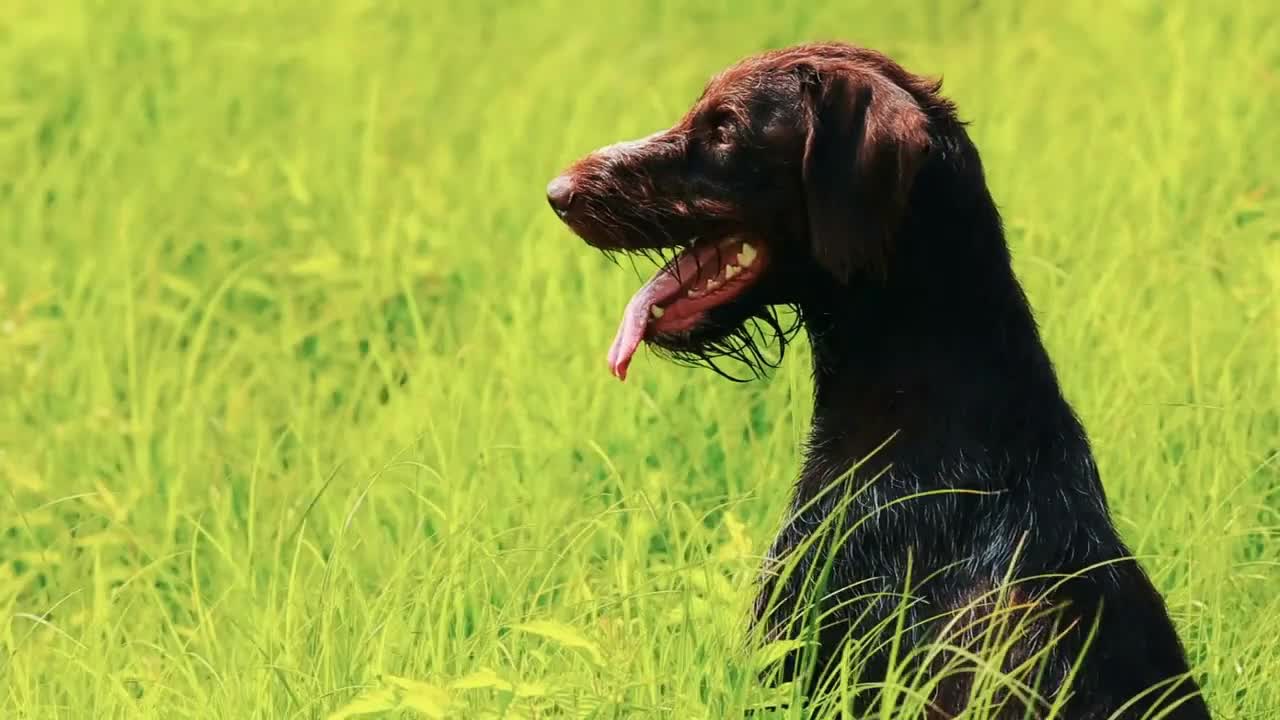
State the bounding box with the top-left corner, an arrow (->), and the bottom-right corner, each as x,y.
547,42 -> 1211,718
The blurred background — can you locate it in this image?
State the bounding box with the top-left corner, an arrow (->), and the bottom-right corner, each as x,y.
1,1 -> 1276,718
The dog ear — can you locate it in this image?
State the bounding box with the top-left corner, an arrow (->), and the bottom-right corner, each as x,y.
800,69 -> 930,283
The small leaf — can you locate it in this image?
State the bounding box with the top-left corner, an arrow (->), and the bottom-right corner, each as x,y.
719,512 -> 754,561
745,680 -> 798,712
327,686 -> 398,720
662,595 -> 711,627
509,620 -> 603,665
513,680 -> 548,698
662,606 -> 685,627
157,273 -> 202,301
753,640 -> 808,672
450,668 -> 513,692
450,668 -> 550,699
233,276 -> 278,301
289,252 -> 344,277
385,675 -> 451,718
707,572 -> 737,601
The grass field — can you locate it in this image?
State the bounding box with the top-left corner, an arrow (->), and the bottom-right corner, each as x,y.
2,1 -> 1278,717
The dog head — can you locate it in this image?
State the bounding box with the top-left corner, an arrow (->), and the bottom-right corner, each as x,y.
547,43 -> 950,380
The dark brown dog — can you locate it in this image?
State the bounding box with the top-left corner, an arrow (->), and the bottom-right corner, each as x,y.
547,42 -> 1211,719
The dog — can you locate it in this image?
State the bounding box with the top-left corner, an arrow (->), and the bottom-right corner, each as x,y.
545,42 -> 1211,719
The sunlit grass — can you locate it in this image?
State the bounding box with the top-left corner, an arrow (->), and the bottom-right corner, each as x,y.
1,1 -> 1277,717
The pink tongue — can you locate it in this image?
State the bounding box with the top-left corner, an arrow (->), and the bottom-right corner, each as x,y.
606,240 -> 733,381
606,274 -> 677,381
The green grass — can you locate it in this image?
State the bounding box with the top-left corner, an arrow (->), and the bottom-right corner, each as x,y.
1,0 -> 1277,717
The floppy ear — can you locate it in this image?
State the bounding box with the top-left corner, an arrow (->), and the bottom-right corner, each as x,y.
801,70 -> 930,283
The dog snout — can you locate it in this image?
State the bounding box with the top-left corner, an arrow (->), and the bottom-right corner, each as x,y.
546,174 -> 577,218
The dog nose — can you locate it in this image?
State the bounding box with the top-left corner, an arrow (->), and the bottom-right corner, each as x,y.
546,175 -> 577,218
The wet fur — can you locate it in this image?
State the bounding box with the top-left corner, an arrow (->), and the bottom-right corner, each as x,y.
548,42 -> 1211,718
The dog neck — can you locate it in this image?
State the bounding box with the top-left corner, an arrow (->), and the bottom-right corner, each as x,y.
794,147 -> 1086,498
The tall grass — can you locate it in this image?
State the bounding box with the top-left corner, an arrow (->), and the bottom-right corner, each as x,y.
1,1 -> 1276,717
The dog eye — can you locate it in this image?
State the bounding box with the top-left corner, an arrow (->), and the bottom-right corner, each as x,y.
704,110 -> 736,145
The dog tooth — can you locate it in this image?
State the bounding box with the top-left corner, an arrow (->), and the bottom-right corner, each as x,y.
651,306 -> 665,319
725,264 -> 741,279
737,243 -> 757,267
706,278 -> 721,290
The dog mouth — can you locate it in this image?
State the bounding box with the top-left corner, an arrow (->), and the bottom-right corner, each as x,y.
607,235 -> 768,380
